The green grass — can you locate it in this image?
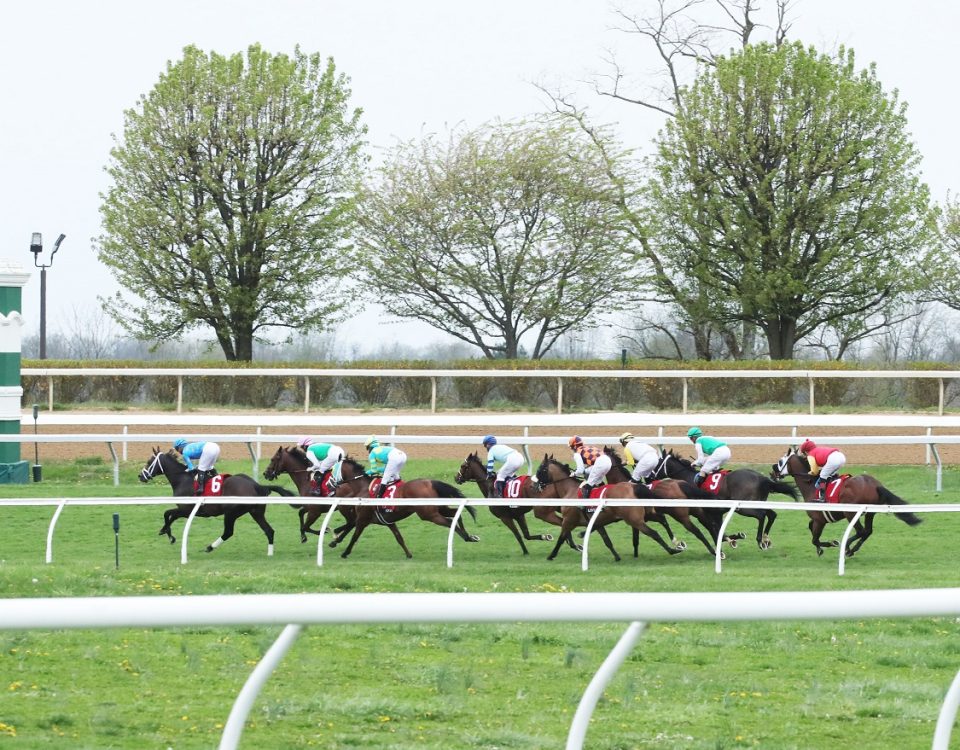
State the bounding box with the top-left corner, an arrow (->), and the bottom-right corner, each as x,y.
0,458 -> 959,748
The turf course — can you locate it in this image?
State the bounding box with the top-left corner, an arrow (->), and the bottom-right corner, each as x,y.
1,455 -> 959,748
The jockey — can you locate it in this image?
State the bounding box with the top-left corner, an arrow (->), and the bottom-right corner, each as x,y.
619,432 -> 659,484
686,427 -> 731,486
569,435 -> 612,499
173,438 -> 220,496
482,435 -> 525,498
364,436 -> 407,498
297,437 -> 345,495
799,439 -> 847,501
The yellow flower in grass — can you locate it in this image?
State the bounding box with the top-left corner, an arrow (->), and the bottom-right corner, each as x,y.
0,721 -> 17,736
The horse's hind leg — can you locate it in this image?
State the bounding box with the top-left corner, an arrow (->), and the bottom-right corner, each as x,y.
635,522 -> 683,556
298,506 -> 309,543
159,508 -> 180,544
649,511 -> 680,547
547,514 -> 583,560
385,523 -> 414,559
591,519 -> 621,562
207,509 -> 241,553
760,509 -> 777,550
534,506 -> 565,527
515,512 -> 552,543
340,517 -> 371,559
497,512 -> 530,555
250,506 -> 276,556
846,516 -> 873,556
679,517 -> 716,556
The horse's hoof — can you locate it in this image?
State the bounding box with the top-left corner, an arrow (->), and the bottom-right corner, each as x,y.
542,534 -> 554,542
405,553 -> 413,559
205,546 -> 214,553
829,540 -> 841,548
728,539 -> 738,549
300,537 -> 307,544
668,548 -> 682,555
574,545 -> 583,553
735,532 -> 746,540
547,555 -> 556,561
719,551 -> 726,560
845,549 -> 855,558
816,547 -> 824,557
340,552 -> 349,559
675,540 -> 687,551
468,535 -> 480,542
170,537 -> 176,545
759,540 -> 771,551
613,556 -> 622,562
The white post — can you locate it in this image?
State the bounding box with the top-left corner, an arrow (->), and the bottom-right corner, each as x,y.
557,377 -> 563,415
926,427 -> 932,465
45,501 -> 66,564
837,507 -> 866,576
180,501 -> 203,565
809,377 -> 815,415
122,425 -> 128,462
317,502 -> 341,567
304,376 -> 310,414
933,666 -> 960,750
566,621 -> 647,750
176,376 -> 183,413
581,501 -> 606,572
446,502 -> 466,568
714,504 -> 739,574
219,623 -> 303,750
47,375 -> 53,412
939,378 -> 945,416
682,378 -> 688,413
430,377 -> 437,414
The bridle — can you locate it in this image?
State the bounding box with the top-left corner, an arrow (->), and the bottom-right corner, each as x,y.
140,452 -> 166,482
454,455 -> 486,486
535,459 -> 575,492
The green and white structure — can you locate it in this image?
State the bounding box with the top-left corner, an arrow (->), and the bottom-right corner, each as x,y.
0,260 -> 30,481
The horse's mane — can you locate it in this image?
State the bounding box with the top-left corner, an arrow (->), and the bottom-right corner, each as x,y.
288,446 -> 311,465
341,455 -> 366,474
789,450 -> 811,471
164,448 -> 188,469
667,449 -> 694,468
603,446 -> 623,464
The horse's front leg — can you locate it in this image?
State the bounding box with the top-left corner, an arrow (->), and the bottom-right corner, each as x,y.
207,509 -> 241,553
589,516 -> 621,562
159,508 -> 181,544
340,516 -> 371,559
249,506 -> 276,557
547,513 -> 582,560
635,521 -> 683,556
534,506 -> 565,527
760,509 -> 777,550
384,522 -> 413,559
516,513 -> 552,542
495,510 -> 530,555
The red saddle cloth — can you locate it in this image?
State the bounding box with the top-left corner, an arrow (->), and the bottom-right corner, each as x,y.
309,471 -> 334,496
195,474 -> 229,496
369,478 -> 404,509
822,474 -> 852,503
587,485 -> 611,500
699,470 -> 730,495
501,475 -> 530,499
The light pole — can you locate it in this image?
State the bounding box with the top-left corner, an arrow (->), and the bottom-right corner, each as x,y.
29,232 -> 65,360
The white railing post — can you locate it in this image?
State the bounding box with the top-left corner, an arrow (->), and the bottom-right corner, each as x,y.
557,377 -> 563,415
714,503 -> 739,574
837,506 -> 866,576
927,426 -> 933,465
176,376 -> 183,413
809,377 -> 815,415
47,375 -> 53,412
317,502 -> 341,567
581,501 -> 606,572
933,666 -> 960,750
939,377 -> 945,416
45,500 -> 66,564
566,621 -> 647,750
180,501 -> 203,565
446,502 -> 466,568
430,376 -> 437,414
304,376 -> 311,414
122,425 -> 128,462
682,378 -> 688,413
219,623 -> 303,750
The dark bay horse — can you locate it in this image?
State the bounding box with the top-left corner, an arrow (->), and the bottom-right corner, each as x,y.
771,449 -> 922,557
262,446 -> 358,542
535,455 -> 682,562
604,447 -> 726,557
139,447 -> 294,554
656,450 -> 796,550
325,457 -> 480,559
454,452 -> 562,555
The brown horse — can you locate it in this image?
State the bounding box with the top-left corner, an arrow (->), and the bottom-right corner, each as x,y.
535,455 -> 683,561
771,449 -> 922,557
454,452 -> 567,555
262,446 -> 358,542
604,447 -> 727,557
656,450 -> 796,550
325,457 -> 480,559
139,447 -> 295,554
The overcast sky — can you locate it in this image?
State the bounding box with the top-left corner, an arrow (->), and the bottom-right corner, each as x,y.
2,0 -> 957,356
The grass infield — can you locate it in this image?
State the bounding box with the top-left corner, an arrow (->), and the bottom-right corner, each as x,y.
0,456 -> 959,748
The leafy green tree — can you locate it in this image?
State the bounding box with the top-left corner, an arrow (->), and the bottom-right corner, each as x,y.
646,42 -> 933,359
357,119 -> 639,359
97,45 -> 365,360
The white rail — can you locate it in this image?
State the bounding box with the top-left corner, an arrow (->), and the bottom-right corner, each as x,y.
21,366 -> 960,414
5,495 -> 957,575
1,589 -> 958,750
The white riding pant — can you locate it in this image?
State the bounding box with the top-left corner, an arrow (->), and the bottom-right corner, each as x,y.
317,446 -> 345,474
630,451 -> 659,482
382,449 -> 407,485
585,454 -> 612,485
819,451 -> 846,479
197,443 -> 220,472
496,450 -> 525,481
700,445 -> 731,475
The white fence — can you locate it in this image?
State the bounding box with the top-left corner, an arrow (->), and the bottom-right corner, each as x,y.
21,366 -> 960,414
5,495 -> 959,576
6,429 -> 960,489
1,588 -> 959,750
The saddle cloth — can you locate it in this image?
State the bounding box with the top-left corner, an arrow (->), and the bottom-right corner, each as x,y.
699,470 -> 730,495
822,474 -> 852,503
195,474 -> 229,496
499,475 -> 529,499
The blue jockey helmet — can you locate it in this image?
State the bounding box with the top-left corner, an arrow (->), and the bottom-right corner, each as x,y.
482,435 -> 496,447
173,438 -> 188,450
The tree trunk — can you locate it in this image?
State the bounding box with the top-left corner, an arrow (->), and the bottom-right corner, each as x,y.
764,318 -> 797,360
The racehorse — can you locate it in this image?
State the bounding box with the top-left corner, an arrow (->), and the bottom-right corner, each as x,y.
535,455 -> 682,561
262,446 -> 356,542
325,457 -> 481,559
139,447 -> 295,554
771,449 -> 922,557
454,452 -> 562,555
655,450 -> 797,550
604,447 -> 727,556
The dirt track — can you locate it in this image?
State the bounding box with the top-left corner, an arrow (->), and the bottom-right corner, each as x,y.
27,409 -> 956,467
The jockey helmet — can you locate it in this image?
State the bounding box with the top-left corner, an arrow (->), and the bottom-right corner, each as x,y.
687,427 -> 703,439
568,435 -> 582,450
364,435 -> 378,451
619,432 -> 634,445
799,439 -> 816,453
297,437 -> 313,450
482,435 -> 497,448
173,438 -> 188,451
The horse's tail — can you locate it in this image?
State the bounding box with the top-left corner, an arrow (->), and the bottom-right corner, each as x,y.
761,477 -> 798,500
431,481 -> 477,521
877,486 -> 922,526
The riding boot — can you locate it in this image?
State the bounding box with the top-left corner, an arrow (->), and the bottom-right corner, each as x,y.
375,482 -> 388,499
578,482 -> 594,500
694,471 -> 706,486
194,470 -> 208,496
309,471 -> 323,496
493,479 -> 505,498
812,478 -> 824,501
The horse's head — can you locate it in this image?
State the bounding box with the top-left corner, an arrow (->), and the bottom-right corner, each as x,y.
455,453 -> 485,485
536,454 -> 571,486
139,447 -> 180,483
771,448 -> 807,480
263,447 -> 285,481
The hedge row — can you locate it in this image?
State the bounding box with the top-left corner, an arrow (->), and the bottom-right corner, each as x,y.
18,359 -> 955,411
